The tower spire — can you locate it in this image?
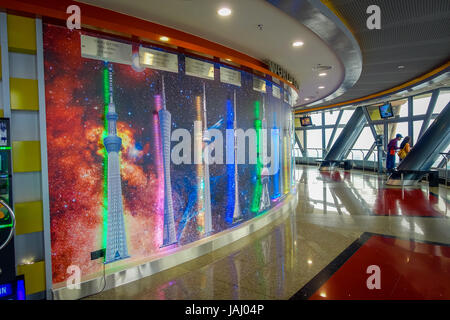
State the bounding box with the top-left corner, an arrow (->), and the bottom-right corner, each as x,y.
202,82 -> 212,235
159,75 -> 177,246
232,89 -> 242,223
103,63 -> 130,264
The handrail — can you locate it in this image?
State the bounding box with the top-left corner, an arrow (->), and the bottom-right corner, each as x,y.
0,199 -> 15,251
297,148 -> 382,172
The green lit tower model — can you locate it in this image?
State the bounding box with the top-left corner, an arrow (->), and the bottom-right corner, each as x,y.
250,100 -> 263,213
104,64 -> 130,264
159,75 -> 177,246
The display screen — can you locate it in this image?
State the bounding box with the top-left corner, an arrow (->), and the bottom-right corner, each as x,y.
43,24 -> 295,286
0,276 -> 25,300
300,116 -> 312,127
379,103 -> 393,118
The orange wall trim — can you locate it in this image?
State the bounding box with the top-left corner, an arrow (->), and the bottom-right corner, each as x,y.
295,61 -> 450,114
0,0 -> 298,92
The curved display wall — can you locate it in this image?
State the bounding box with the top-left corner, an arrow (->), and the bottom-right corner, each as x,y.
43,23 -> 295,287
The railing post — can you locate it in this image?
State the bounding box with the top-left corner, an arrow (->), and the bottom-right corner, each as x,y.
360,150 -> 365,172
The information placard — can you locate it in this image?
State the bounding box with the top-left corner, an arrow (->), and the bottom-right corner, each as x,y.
253,77 -> 266,93
272,85 -> 281,99
272,77 -> 280,85
81,35 -> 132,65
220,67 -> 241,87
139,47 -> 178,73
185,57 -> 214,80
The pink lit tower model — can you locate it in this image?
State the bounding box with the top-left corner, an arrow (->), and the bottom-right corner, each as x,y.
159,75 -> 177,247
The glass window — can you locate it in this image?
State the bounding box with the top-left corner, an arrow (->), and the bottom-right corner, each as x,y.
324,110 -> 340,125
306,129 -> 323,158
310,112 -> 322,126
334,128 -> 343,144
392,99 -> 408,118
351,127 -> 374,159
388,122 -> 409,142
413,120 -> 423,145
325,128 -> 333,148
413,93 -> 432,116
375,124 -> 384,136
339,109 -> 354,125
434,90 -> 450,115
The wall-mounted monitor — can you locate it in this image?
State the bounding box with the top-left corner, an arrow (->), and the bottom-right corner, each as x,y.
300,116 -> 312,127
379,103 -> 393,118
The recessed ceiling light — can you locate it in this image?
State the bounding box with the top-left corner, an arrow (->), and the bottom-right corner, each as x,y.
398,65 -> 405,69
319,72 -> 327,77
159,36 -> 169,42
225,58 -> 232,62
304,98 -> 310,101
218,7 -> 232,16
292,41 -> 304,47
318,86 -> 325,89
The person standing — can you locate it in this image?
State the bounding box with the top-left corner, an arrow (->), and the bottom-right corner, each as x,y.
386,133 -> 403,172
398,136 -> 411,162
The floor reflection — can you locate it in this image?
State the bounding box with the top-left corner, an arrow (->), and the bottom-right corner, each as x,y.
86,165 -> 450,300
295,166 -> 449,217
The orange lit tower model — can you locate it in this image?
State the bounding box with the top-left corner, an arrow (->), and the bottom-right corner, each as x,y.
104,65 -> 130,264
159,75 -> 177,247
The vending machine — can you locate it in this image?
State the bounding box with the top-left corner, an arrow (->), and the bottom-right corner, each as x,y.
0,118 -> 24,299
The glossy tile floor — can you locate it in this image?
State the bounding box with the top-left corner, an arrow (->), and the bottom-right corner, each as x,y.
85,166 -> 450,300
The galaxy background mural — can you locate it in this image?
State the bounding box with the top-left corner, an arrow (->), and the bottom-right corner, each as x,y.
44,23 -> 293,286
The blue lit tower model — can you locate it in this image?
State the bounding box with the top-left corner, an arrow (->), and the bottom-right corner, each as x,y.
259,95 -> 271,211
232,90 -> 242,223
202,83 -> 213,235
104,64 -> 130,264
159,75 -> 177,247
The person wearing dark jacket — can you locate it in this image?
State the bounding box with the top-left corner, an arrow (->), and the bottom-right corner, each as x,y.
386,133 -> 403,172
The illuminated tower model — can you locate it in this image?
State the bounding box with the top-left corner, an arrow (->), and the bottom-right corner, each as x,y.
259,96 -> 271,211
271,112 -> 281,200
202,83 -> 213,235
159,75 -> 177,247
104,65 -> 130,264
232,90 -> 242,223
250,100 -> 263,213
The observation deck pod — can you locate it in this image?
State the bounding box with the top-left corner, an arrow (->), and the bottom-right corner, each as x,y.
319,107 -> 366,171
387,101 -> 450,186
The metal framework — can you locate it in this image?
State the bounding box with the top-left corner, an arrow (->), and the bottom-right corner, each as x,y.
295,87 -> 450,167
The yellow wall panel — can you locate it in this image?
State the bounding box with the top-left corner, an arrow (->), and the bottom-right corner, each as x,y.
10,78 -> 39,111
17,261 -> 46,295
15,201 -> 43,235
7,14 -> 36,54
12,141 -> 41,172
0,109 -> 3,118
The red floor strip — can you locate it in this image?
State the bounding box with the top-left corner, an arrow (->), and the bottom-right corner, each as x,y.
374,189 -> 444,217
310,235 -> 450,300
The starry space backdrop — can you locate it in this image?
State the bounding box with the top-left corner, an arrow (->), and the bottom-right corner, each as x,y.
43,23 -> 293,285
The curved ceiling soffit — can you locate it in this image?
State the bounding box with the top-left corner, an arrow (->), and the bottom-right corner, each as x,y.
265,0 -> 362,108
